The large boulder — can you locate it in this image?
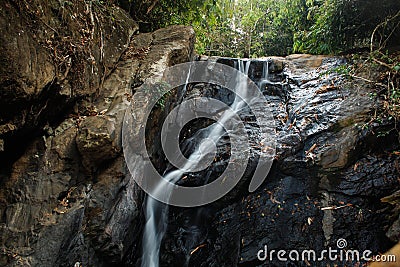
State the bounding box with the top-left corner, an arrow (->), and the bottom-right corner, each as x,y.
76,116 -> 120,171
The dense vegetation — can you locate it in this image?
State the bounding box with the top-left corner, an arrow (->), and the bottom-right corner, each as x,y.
120,0 -> 400,57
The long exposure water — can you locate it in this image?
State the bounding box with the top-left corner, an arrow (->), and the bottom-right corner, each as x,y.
140,59 -> 267,267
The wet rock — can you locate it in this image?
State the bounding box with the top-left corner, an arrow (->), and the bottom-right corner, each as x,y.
317,127 -> 359,169
157,56 -> 399,267
268,56 -> 285,73
387,217 -> 400,242
285,54 -> 329,75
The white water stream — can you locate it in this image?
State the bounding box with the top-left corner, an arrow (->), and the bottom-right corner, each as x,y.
141,59 -> 268,267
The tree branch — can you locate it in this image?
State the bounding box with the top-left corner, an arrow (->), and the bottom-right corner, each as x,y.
370,10 -> 400,52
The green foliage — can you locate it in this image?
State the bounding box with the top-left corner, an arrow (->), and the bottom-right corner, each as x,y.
320,64 -> 351,77
117,0 -> 206,30
294,0 -> 400,54
119,0 -> 400,57
355,51 -> 400,125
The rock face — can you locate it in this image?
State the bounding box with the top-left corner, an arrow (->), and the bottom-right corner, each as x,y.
0,0 -> 195,265
0,0 -> 137,164
76,116 -> 121,171
151,56 -> 400,267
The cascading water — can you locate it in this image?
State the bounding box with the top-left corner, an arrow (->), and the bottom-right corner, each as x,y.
259,60 -> 270,88
140,59 -> 267,267
140,66 -> 192,267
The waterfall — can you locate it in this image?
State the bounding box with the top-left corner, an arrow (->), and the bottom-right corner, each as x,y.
140,59 -> 252,267
259,60 -> 270,88
140,66 -> 192,267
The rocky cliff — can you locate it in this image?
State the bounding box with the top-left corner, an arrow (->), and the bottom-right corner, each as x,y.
0,1 -> 194,266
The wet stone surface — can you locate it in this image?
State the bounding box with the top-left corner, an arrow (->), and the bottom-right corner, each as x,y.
154,56 -> 400,267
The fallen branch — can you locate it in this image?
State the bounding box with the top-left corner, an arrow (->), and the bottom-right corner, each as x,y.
349,74 -> 387,88
372,57 -> 393,70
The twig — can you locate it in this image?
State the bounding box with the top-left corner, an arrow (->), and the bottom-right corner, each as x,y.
372,57 -> 393,69
349,74 -> 386,88
146,0 -> 159,15
381,20 -> 400,49
41,20 -> 58,34
370,10 -> 400,52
